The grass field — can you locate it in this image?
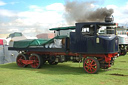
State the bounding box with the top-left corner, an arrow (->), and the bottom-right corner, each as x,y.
0,55 -> 128,85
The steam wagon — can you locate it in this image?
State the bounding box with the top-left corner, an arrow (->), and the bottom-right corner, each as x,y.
8,21 -> 118,74
117,27 -> 128,55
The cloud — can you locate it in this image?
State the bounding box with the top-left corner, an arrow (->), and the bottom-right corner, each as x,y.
0,9 -> 17,17
8,28 -> 20,32
29,5 -> 43,12
1,1 -> 128,37
122,2 -> 128,14
106,2 -> 128,25
46,3 -> 64,11
0,0 -> 6,6
17,5 -> 65,25
9,2 -> 19,5
0,3 -> 66,36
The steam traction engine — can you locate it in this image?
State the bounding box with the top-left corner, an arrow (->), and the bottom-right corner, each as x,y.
117,27 -> 128,55
8,20 -> 118,74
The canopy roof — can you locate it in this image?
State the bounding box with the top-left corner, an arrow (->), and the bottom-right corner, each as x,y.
49,26 -> 75,31
49,22 -> 117,31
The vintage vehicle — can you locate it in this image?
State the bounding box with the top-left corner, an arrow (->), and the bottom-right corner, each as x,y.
117,27 -> 128,55
8,19 -> 118,74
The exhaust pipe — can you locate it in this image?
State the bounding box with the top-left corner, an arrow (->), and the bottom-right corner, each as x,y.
105,15 -> 114,22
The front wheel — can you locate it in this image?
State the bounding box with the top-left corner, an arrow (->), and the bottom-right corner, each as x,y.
83,57 -> 100,74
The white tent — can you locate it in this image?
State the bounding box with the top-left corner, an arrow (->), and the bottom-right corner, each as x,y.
0,45 -> 18,64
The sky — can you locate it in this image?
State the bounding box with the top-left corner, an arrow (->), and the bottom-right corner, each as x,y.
0,0 -> 128,37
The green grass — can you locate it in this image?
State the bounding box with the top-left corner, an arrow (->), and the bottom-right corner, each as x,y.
0,55 -> 128,85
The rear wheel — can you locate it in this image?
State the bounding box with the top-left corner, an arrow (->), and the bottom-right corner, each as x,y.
16,54 -> 28,67
83,57 -> 100,74
29,54 -> 43,68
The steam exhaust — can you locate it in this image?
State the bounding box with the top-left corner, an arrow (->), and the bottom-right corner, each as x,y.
64,0 -> 114,24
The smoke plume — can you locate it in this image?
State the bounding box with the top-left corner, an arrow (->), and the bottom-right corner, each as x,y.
64,0 -> 114,25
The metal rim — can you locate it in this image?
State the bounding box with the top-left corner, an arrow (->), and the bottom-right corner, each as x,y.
84,58 -> 99,74
29,54 -> 40,68
16,54 -> 26,67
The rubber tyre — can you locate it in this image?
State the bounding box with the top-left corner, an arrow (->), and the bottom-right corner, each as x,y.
29,54 -> 43,69
83,57 -> 100,74
16,54 -> 28,68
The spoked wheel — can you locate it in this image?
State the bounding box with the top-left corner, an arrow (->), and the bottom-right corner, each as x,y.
83,57 -> 100,74
29,54 -> 43,68
16,54 -> 28,67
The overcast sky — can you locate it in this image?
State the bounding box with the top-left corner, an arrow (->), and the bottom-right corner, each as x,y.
0,0 -> 128,37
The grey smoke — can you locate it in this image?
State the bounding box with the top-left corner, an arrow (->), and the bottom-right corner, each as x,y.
64,0 -> 114,24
